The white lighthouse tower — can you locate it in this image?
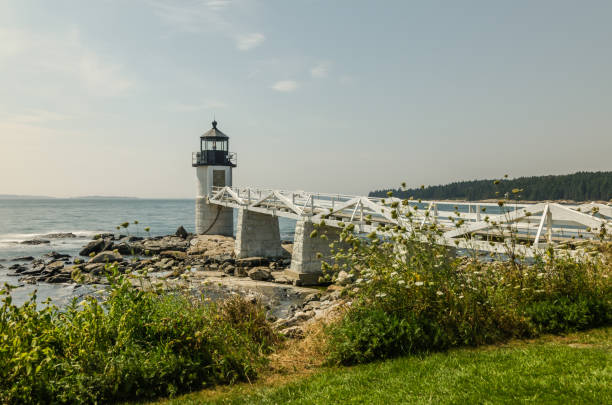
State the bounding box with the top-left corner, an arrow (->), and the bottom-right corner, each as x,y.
192,120 -> 236,236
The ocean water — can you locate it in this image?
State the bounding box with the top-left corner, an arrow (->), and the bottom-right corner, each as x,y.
0,198 -> 296,305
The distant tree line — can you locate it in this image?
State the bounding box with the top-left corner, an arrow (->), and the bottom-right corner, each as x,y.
369,171 -> 612,202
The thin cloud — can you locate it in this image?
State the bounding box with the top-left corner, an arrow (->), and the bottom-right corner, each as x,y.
310,61 -> 331,78
235,32 -> 265,50
149,1 -> 264,51
0,27 -> 132,97
271,80 -> 299,92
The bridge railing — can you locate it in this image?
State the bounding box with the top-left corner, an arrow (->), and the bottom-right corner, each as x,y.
208,186 -> 612,254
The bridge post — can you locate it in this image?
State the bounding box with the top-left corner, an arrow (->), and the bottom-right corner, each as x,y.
234,208 -> 286,258
196,197 -> 234,236
285,219 -> 342,285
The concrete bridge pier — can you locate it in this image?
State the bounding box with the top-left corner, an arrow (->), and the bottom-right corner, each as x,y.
234,208 -> 286,258
195,197 -> 234,236
285,219 -> 343,285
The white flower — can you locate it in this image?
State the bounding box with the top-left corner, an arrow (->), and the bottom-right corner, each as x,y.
375,293 -> 387,298
458,295 -> 464,299
537,273 -> 544,278
398,280 -> 406,285
415,281 -> 424,286
355,278 -> 363,284
436,291 -> 443,296
390,271 -> 398,278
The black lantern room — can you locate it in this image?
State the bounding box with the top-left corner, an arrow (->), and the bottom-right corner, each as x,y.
192,120 -> 237,167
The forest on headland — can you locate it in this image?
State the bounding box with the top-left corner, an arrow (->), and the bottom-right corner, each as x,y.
369,171 -> 612,202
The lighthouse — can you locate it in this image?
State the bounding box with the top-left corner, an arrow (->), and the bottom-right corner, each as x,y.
192,120 -> 237,236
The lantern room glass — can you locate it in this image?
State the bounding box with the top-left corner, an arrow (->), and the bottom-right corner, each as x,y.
201,139 -> 228,152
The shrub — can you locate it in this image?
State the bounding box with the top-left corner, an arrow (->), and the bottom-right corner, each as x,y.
321,200 -> 612,365
0,267 -> 275,404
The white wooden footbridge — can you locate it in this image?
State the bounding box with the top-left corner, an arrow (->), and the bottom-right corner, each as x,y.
192,121 -> 611,284
206,187 -> 612,283
210,186 -> 611,251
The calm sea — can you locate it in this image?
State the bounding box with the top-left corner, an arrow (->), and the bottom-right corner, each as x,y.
0,198 -> 296,305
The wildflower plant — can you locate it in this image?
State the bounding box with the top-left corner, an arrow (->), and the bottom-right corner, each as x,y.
320,183 -> 612,365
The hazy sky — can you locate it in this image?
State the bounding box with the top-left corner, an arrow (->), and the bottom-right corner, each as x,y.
1,1 -> 611,198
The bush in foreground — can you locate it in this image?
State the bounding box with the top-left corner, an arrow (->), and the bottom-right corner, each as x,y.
0,268 -> 276,404
321,203 -> 612,365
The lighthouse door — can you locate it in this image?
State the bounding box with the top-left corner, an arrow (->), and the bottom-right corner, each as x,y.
213,170 -> 226,188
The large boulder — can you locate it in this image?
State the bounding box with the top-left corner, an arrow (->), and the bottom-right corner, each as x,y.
44,261 -> 65,273
89,251 -> 123,264
79,238 -> 113,256
247,267 -> 272,281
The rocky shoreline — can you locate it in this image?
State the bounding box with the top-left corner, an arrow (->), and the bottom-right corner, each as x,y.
1,227 -> 345,338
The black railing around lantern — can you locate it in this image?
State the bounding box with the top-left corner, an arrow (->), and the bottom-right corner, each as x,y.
192,151 -> 237,167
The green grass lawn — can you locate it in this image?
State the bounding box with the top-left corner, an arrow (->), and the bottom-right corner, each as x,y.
154,327 -> 612,404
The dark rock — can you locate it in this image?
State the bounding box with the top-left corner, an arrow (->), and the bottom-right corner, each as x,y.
175,226 -> 189,239
89,251 -> 123,264
9,263 -> 27,273
79,239 -> 104,256
43,252 -> 70,260
114,242 -> 135,255
84,263 -> 105,274
247,267 -> 272,281
44,261 -> 65,273
236,257 -> 269,267
21,239 -> 50,245
211,255 -> 234,264
12,256 -> 34,261
80,238 -> 113,256
42,232 -> 77,238
46,273 -> 73,283
222,264 -> 235,275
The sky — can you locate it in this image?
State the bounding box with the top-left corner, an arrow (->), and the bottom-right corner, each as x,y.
1,0 -> 611,198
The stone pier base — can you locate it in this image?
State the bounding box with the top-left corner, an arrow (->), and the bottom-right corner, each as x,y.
195,197 -> 234,236
234,208 -> 285,258
285,219 -> 343,285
